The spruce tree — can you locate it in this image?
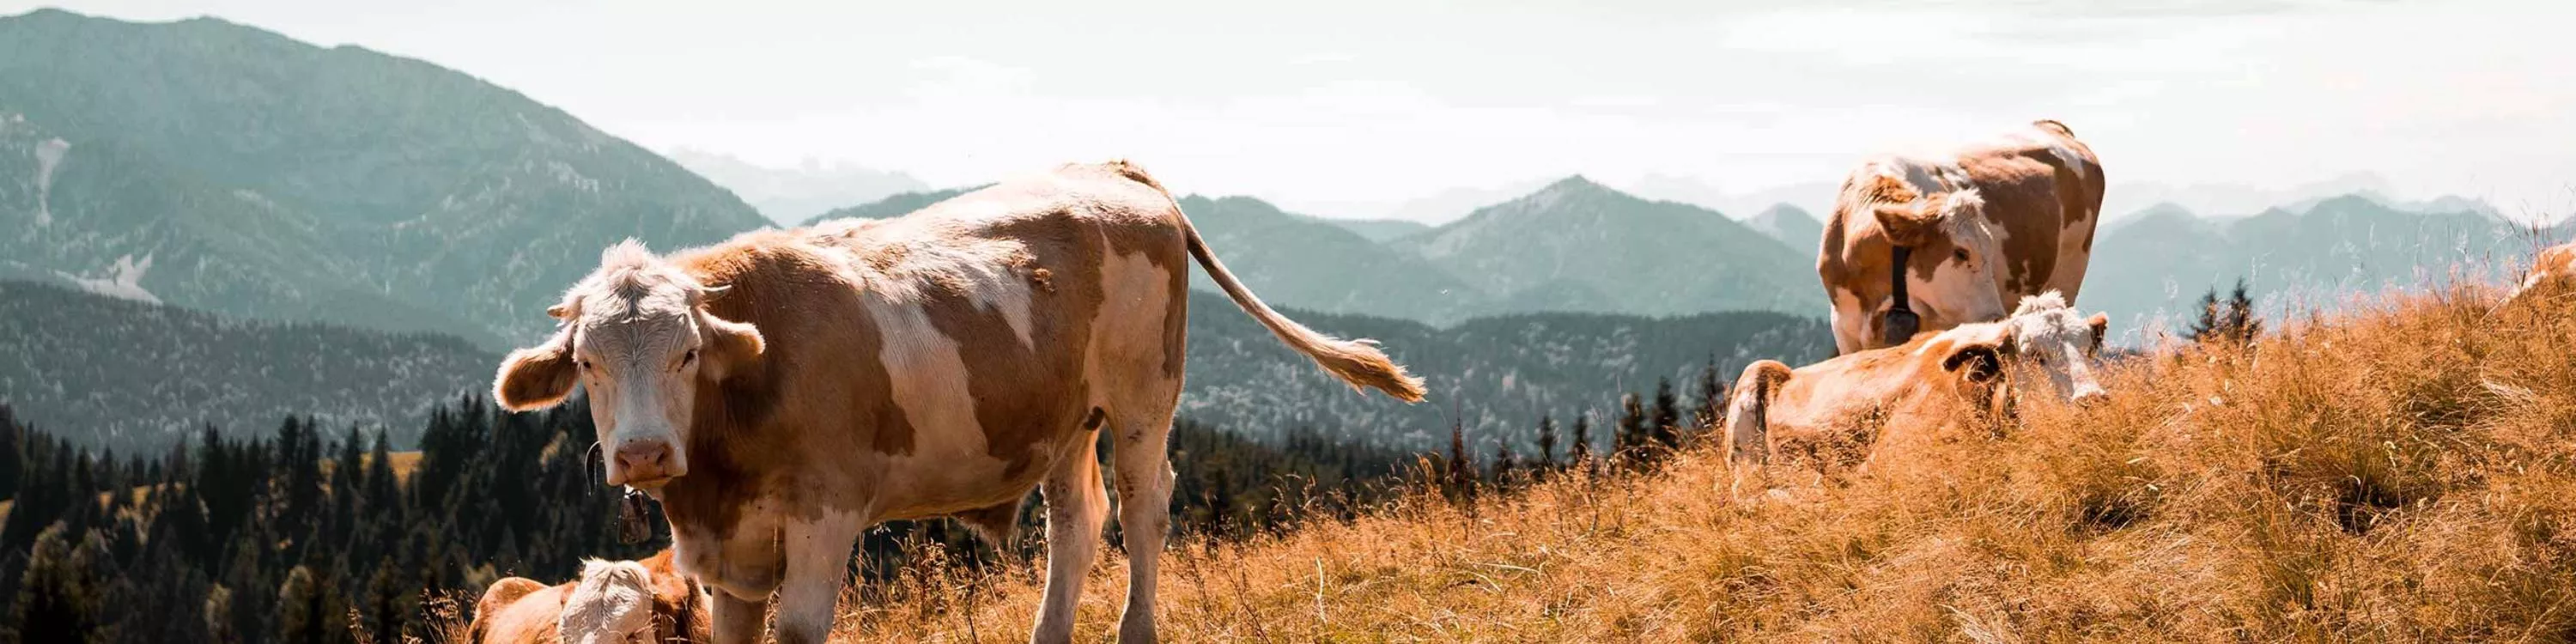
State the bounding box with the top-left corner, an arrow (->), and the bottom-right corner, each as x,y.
1693,355 -> 1724,434
1570,415 -> 1594,469
11,525 -> 111,643
1534,414 -> 1558,470
1649,377 -> 1682,450
1615,393 -> 1647,461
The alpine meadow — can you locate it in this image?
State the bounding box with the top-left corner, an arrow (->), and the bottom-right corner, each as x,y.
2,3 -> 2573,643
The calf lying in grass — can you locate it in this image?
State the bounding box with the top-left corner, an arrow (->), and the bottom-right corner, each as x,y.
469,549 -> 709,644
1723,292 -> 2108,479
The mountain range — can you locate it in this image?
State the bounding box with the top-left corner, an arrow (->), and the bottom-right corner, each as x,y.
797,177 -> 1822,323
2087,195 -> 2553,340
0,9 -> 766,349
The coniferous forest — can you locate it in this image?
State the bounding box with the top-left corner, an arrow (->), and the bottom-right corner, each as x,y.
0,357 -> 1728,643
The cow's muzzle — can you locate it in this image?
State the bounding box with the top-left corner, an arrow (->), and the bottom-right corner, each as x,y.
610,438 -> 683,487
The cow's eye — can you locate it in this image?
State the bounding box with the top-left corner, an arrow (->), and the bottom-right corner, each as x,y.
577,360 -> 592,372
681,349 -> 698,367
1953,248 -> 1971,263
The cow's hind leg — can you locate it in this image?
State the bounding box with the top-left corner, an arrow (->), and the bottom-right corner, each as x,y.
1107,392 -> 1180,643
1035,427 -> 1109,644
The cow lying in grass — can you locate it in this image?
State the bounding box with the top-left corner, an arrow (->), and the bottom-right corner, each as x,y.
489,161 -> 1425,643
1723,292 -> 2108,477
469,549 -> 708,644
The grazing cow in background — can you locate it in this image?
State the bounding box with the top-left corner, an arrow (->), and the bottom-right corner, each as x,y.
2509,241 -> 2576,302
1819,120 -> 2107,354
489,161 -> 1425,644
469,550 -> 710,644
1723,292 -> 2110,475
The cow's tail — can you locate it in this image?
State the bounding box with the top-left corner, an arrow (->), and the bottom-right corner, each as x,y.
1723,361 -> 1793,468
1104,161 -> 1428,403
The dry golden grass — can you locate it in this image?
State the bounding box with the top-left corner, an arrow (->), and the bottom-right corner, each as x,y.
827,286 -> 2576,642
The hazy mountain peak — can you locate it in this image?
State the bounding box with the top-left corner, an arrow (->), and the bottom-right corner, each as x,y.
2128,202 -> 2197,222
1754,203 -> 1813,222
1539,174 -> 1613,196
1747,204 -> 1825,252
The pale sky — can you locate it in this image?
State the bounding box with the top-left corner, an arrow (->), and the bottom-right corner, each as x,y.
11,0 -> 2576,221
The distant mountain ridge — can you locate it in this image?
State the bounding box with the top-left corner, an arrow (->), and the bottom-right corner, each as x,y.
1393,176 -> 1818,316
2086,194 -> 2558,340
0,279 -> 495,452
0,9 -> 767,348
799,177 -> 1820,322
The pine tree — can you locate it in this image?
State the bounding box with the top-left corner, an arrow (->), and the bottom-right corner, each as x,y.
1693,355 -> 1724,434
1534,414 -> 1558,470
1570,415 -> 1594,469
11,525 -> 111,643
1615,393 -> 1647,461
2225,278 -> 2263,343
1649,377 -> 1682,450
1444,415 -> 1475,497
2190,278 -> 2263,345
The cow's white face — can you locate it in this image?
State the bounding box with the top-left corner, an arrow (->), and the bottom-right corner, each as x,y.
1878,190 -> 2010,335
1997,291 -> 2110,405
560,559 -> 658,644
493,240 -> 764,489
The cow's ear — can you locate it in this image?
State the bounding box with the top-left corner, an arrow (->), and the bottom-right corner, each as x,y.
1941,339 -> 2008,384
495,326 -> 579,411
697,310 -> 765,380
2087,313 -> 2111,355
1874,203 -> 1942,247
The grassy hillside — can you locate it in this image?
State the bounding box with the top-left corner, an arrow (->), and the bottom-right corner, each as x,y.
820,283 -> 2576,641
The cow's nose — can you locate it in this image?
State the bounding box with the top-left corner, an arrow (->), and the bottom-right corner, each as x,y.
614,440 -> 674,483
2070,386 -> 2108,407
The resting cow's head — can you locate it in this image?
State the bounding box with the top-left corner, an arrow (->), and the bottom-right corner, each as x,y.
559,555 -> 704,644
1867,174 -> 2009,337
492,240 -> 764,488
1931,292 -> 2111,409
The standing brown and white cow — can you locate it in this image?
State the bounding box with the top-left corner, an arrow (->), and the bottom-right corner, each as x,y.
1818,120 -> 2106,355
489,161 -> 1425,644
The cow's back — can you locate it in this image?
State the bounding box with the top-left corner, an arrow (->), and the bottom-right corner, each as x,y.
1953,122 -> 2105,301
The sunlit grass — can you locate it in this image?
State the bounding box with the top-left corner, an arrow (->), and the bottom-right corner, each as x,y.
830,284 -> 2576,642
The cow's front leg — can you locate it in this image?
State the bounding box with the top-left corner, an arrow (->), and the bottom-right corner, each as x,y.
775,509 -> 866,644
710,588 -> 766,644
